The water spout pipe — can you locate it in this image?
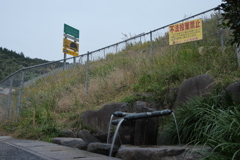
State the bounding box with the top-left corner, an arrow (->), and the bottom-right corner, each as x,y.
111,119 -> 123,125
113,111 -> 132,117
111,109 -> 172,124
124,109 -> 172,121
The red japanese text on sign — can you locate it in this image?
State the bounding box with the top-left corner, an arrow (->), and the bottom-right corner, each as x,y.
169,19 -> 202,33
169,18 -> 203,45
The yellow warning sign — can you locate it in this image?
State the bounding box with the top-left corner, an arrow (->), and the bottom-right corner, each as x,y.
169,18 -> 203,45
63,48 -> 79,56
63,38 -> 79,52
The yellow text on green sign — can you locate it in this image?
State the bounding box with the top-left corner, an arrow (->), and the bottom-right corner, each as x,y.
169,18 -> 203,45
63,48 -> 79,56
63,38 -> 79,52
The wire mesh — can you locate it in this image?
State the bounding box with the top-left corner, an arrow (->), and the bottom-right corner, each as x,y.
0,77 -> 11,120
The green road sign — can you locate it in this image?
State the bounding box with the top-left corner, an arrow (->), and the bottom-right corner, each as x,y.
64,24 -> 79,38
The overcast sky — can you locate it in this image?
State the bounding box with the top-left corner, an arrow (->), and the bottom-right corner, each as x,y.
0,0 -> 222,61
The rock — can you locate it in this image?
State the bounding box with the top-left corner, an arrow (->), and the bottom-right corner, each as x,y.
81,103 -> 131,132
110,120 -> 135,146
133,101 -> 155,112
116,145 -> 210,160
226,82 -> 240,104
133,101 -> 159,145
111,101 -> 159,146
162,88 -> 179,110
81,101 -> 160,146
77,130 -> 101,145
93,132 -> 108,143
51,137 -> 87,150
87,142 -> 119,157
59,129 -> 75,137
176,74 -> 214,105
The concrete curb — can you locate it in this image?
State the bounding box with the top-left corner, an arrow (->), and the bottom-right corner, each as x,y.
0,136 -> 120,160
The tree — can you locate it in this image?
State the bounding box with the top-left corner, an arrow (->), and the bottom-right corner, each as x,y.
20,52 -> 25,58
218,0 -> 240,45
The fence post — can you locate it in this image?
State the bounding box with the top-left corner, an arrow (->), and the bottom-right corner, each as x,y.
16,70 -> 25,122
74,57 -> 76,65
86,52 -> 89,95
6,76 -> 13,120
116,44 -> 118,53
104,48 -> 106,58
236,44 -> 240,67
218,9 -> 224,50
79,56 -> 81,65
150,31 -> 153,56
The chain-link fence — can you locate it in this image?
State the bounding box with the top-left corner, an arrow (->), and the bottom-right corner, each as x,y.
0,6 -> 233,121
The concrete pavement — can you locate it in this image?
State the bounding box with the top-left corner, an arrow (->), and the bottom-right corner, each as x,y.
0,136 -> 121,160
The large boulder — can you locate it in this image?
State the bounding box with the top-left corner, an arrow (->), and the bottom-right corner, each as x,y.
162,88 -> 179,110
111,101 -> 159,146
92,132 -> 108,143
81,103 -> 131,132
59,129 -> 75,138
81,101 -> 160,146
132,101 -> 159,145
77,130 -> 101,145
110,119 -> 135,146
87,142 -> 119,157
176,74 -> 214,105
51,137 -> 87,150
226,82 -> 240,104
116,145 -> 210,160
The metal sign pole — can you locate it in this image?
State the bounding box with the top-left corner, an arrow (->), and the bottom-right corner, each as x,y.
63,24 -> 79,65
64,53 -> 66,70
74,40 -> 76,65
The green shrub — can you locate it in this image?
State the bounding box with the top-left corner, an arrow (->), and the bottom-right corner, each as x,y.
164,91 -> 240,159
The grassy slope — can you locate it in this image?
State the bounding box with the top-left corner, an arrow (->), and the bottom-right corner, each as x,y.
1,13 -> 240,144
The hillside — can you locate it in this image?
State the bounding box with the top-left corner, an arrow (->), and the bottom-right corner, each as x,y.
1,13 -> 240,159
0,47 -> 49,81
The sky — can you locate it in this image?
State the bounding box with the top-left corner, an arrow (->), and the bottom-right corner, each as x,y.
0,0 -> 222,61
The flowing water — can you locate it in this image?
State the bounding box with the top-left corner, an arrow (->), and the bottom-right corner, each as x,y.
107,114 -> 114,144
172,112 -> 181,145
109,118 -> 124,157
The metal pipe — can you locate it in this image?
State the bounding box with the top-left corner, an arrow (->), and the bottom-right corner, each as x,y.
111,119 -> 123,125
113,111 -> 132,117
124,109 -> 172,121
111,109 -> 173,125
